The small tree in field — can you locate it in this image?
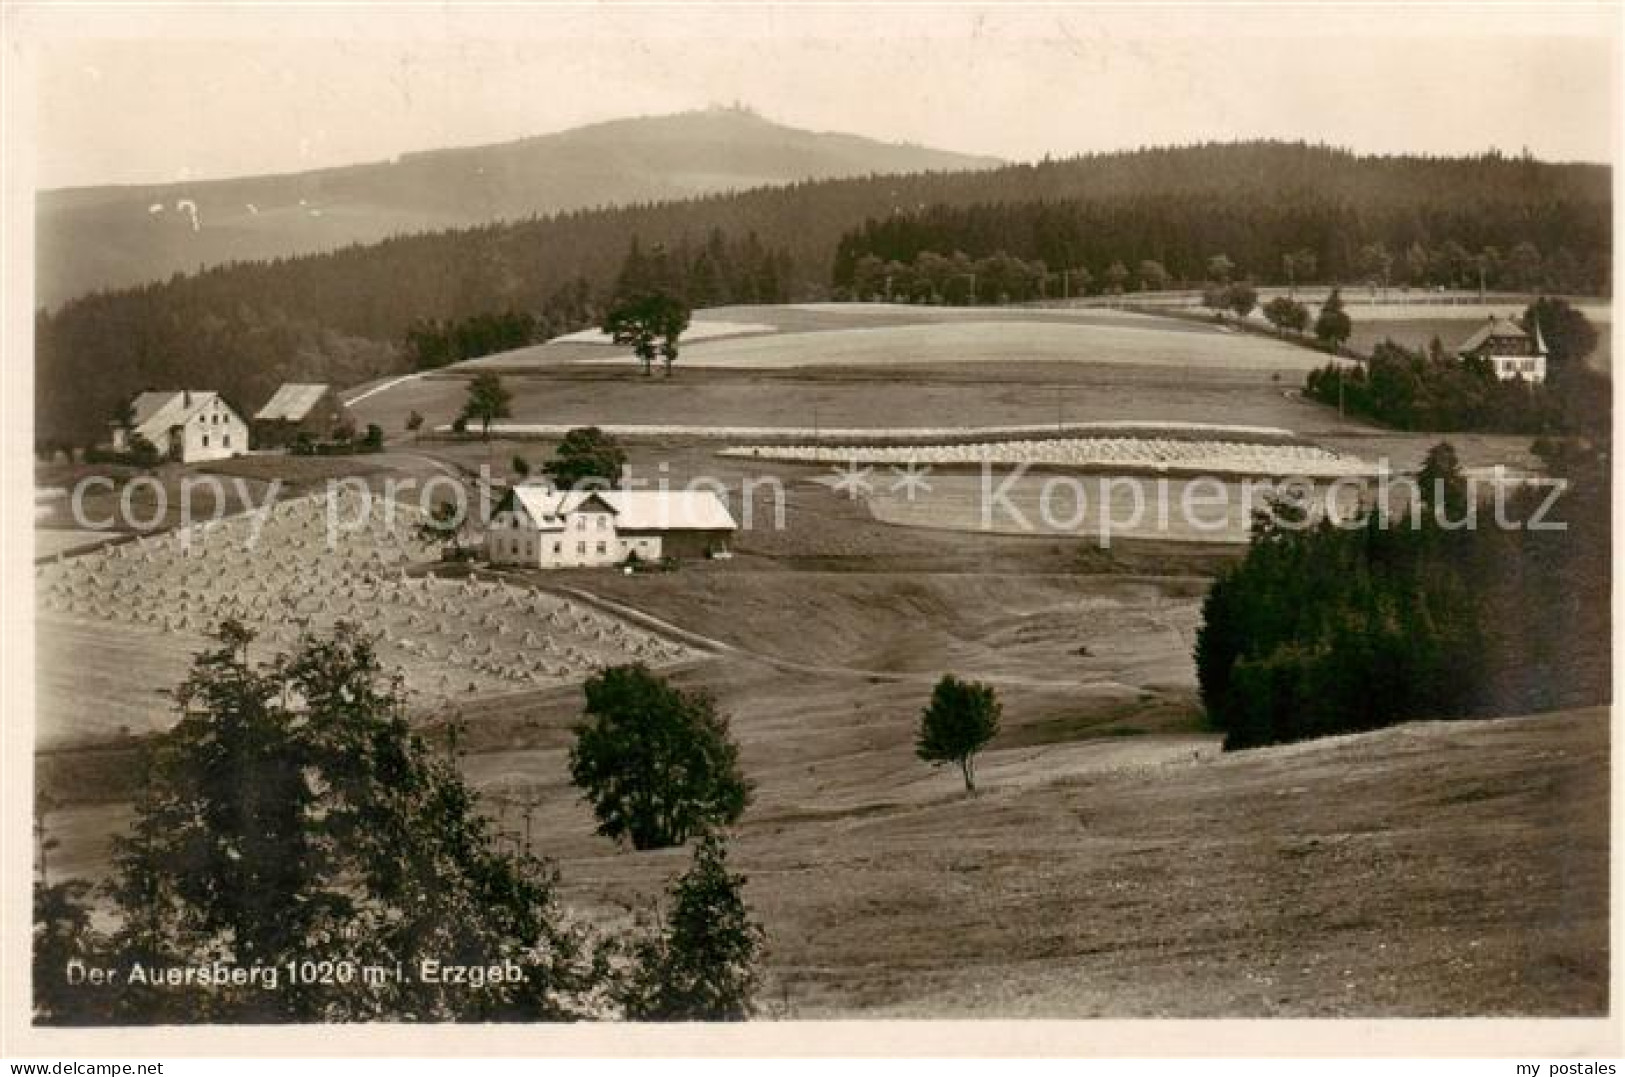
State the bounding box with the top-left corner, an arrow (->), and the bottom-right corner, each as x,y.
618,833 -> 765,1021
1263,296 -> 1309,336
1314,288 -> 1353,350
1226,282 -> 1258,320
916,674 -> 1001,793
461,372 -> 512,440
569,665 -> 750,850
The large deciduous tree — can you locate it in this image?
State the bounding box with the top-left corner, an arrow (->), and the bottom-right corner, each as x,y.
544,426 -> 628,491
569,665 -> 750,850
604,292 -> 692,376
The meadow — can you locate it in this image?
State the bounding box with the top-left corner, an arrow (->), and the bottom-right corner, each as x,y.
35,301 -> 1607,1017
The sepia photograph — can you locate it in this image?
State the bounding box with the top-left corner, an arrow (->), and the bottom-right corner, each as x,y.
2,0 -> 1618,1061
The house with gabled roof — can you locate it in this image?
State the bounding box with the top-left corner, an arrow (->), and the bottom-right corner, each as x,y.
252,383 -> 354,448
486,482 -> 738,568
1456,314 -> 1547,383
111,389 -> 248,463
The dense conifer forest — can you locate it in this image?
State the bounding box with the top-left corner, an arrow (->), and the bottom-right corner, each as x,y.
1197,443 -> 1610,750
37,141 -> 1610,446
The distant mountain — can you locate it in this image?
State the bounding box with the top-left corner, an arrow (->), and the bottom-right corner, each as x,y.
35,107 -> 1002,308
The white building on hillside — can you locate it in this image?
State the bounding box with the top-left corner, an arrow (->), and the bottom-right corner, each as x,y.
486,484 -> 738,568
1456,314 -> 1548,383
111,389 -> 249,463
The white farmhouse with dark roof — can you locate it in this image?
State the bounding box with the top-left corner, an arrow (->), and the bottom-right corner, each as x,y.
111,390 -> 248,463
1456,314 -> 1547,383
486,484 -> 738,568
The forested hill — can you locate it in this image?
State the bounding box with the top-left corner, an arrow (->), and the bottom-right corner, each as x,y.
36,106 -> 1002,309
37,141 -> 1610,447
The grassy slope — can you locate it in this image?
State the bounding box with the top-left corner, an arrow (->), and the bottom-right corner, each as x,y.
555,705 -> 1609,1018
350,306 -> 1379,442
33,305 -> 1605,1017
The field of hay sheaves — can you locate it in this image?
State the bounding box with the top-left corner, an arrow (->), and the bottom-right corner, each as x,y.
33,492 -> 693,750
729,436 -> 1372,480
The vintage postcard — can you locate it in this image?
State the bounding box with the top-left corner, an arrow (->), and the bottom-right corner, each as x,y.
3,1 -> 1617,1061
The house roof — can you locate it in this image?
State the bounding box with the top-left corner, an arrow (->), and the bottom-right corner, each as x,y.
1456,315 -> 1542,356
255,383 -> 337,422
125,390 -> 233,440
506,484 -> 738,532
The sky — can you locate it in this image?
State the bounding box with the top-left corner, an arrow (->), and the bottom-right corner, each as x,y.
17,3 -> 1621,190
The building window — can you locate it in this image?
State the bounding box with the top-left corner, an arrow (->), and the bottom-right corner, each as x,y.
596,542 -> 606,554
597,516 -> 607,530
553,543 -> 562,554
224,434 -> 231,448
202,435 -> 210,447
577,542 -> 585,555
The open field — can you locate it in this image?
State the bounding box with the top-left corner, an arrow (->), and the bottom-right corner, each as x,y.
509,315 -> 1335,375
552,705 -> 1607,1018
35,299 -> 1603,1018
34,468 -> 1608,1015
38,619 -> 1608,1016
351,363 -> 1372,450
350,304 -> 1369,445
864,474 -> 1259,544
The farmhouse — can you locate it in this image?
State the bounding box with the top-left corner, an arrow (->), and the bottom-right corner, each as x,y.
252,383 -> 354,448
111,390 -> 248,463
486,484 -> 737,568
1456,314 -> 1547,383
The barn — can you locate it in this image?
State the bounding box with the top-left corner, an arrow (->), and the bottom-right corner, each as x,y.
111,389 -> 248,463
252,383 -> 355,448
486,484 -> 738,568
